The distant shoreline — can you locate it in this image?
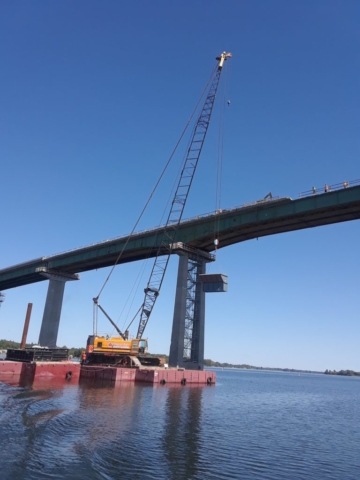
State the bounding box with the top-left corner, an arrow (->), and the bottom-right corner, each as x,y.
210,365 -> 322,374
325,369 -> 360,377
1,341 -> 359,377
205,361 -> 360,376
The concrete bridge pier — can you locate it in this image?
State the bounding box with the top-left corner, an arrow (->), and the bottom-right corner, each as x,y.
36,268 -> 79,348
169,245 -> 213,371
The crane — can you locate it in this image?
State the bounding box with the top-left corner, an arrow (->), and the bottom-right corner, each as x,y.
87,52 -> 232,367
135,51 -> 232,339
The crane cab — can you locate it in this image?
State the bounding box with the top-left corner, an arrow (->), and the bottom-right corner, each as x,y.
86,335 -> 148,355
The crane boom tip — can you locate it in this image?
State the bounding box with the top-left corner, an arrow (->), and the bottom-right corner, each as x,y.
216,52 -> 232,69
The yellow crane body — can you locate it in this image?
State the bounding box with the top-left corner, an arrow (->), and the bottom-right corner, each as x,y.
84,335 -> 161,367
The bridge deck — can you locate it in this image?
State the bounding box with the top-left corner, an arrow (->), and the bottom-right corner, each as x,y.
1,185 -> 359,290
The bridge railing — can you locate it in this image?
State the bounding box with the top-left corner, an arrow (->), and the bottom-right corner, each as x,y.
299,179 -> 360,198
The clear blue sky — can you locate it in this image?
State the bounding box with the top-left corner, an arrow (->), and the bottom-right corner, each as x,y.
1,1 -> 359,371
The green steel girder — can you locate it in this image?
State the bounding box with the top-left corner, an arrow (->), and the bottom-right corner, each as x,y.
1,185 -> 359,290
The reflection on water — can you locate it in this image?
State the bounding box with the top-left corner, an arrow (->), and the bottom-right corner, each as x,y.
163,387 -> 203,480
1,371 -> 360,479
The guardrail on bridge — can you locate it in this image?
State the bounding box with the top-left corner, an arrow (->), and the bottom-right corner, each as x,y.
299,179 -> 360,198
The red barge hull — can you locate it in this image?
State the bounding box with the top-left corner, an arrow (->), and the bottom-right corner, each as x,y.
79,365 -> 216,386
0,361 -> 215,387
0,360 -> 80,387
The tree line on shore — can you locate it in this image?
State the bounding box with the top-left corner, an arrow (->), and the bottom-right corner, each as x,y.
325,369 -> 360,377
203,359 -> 323,373
205,360 -> 360,376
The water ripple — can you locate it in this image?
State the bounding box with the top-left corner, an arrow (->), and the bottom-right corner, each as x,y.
1,371 -> 360,479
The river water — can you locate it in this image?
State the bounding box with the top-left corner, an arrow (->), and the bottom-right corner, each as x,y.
0,369 -> 359,479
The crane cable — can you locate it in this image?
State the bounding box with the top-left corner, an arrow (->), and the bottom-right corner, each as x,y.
214,58 -> 232,253
117,133 -> 198,335
117,260 -> 147,335
94,64 -> 218,304
214,81 -> 225,246
116,87 -> 215,336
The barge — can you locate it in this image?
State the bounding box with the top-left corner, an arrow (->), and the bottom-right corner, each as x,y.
0,354 -> 215,387
0,347 -> 80,387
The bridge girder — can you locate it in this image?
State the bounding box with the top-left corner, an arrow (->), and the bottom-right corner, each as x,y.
0,185 -> 360,291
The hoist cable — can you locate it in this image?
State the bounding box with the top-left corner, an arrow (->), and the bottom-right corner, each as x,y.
213,58 -> 232,251
136,57 -> 231,340
155,64 -> 219,231
108,260 -> 148,336
213,73 -> 226,247
94,65 -> 218,303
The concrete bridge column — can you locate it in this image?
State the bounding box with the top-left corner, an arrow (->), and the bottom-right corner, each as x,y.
169,253 -> 188,368
168,248 -> 209,371
37,268 -> 79,348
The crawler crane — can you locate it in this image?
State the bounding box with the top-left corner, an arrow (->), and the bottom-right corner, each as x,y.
85,52 -> 232,367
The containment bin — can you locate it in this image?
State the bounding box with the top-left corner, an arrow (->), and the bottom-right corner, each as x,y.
199,273 -> 228,293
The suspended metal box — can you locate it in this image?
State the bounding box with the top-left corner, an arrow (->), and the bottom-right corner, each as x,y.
199,273 -> 228,293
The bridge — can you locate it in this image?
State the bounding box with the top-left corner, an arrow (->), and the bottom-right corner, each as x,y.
1,181 -> 360,367
1,183 -> 360,290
